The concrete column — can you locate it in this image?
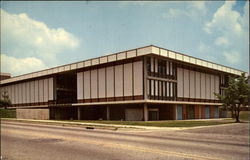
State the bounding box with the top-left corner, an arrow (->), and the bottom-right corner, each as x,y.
106,106 -> 110,120
77,107 -> 81,120
144,103 -> 148,121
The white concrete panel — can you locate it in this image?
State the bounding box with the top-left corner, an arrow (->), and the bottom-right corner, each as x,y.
70,63 -> 77,70
98,68 -> 106,98
133,61 -> 143,96
155,58 -> 158,73
22,83 -> 26,103
151,57 -> 154,72
170,82 -> 173,97
108,54 -> 117,62
59,66 -> 64,72
183,56 -> 190,62
84,60 -> 91,67
200,73 -> 206,99
162,81 -> 166,97
166,61 -> 169,75
31,81 -> 35,103
196,59 -> 202,65
115,65 -> 123,97
117,52 -> 126,60
100,56 -> 108,64
53,68 -> 58,74
147,79 -> 150,96
14,84 -> 18,104
160,49 -> 168,57
91,69 -> 98,99
43,79 -> 48,102
11,85 -> 15,104
202,61 -> 207,67
39,79 -> 44,102
137,46 -> 152,56
155,80 -> 158,96
106,66 -> 114,97
18,83 -> 22,104
190,57 -> 196,64
207,62 -> 213,68
159,81 -> 162,97
177,68 -> 183,97
64,65 -> 70,71
205,74 -> 211,99
152,46 -> 159,55
195,72 -> 201,99
183,69 -> 189,98
151,80 -> 154,96
176,53 -> 183,61
169,62 -> 173,75
84,71 -> 91,99
77,62 -> 84,69
167,82 -> 169,97
47,69 -> 53,75
48,78 -> 54,100
6,86 -> 10,102
210,75 -> 215,99
214,75 -> 220,96
127,50 -> 136,58
189,70 -> 195,98
212,64 -> 218,70
92,58 -> 99,65
34,80 -> 39,103
77,72 -> 83,100
25,82 -> 30,103
124,63 -> 133,97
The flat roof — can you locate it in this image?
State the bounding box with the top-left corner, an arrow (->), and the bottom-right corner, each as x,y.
0,45 -> 245,85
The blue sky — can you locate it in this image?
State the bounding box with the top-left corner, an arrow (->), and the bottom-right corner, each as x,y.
1,1 -> 249,76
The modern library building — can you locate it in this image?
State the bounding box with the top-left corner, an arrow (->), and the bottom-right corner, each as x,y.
0,45 -> 245,121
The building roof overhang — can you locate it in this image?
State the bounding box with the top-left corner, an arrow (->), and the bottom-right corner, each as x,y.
0,45 -> 246,85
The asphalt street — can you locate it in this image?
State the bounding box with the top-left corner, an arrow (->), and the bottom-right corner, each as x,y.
1,121 -> 249,160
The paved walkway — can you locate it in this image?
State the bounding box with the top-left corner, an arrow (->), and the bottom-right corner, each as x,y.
1,118 -> 236,131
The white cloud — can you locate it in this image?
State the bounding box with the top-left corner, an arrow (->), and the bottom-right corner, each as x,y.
1,54 -> 47,76
203,1 -> 243,35
163,1 -> 207,18
215,37 -> 230,47
203,1 -> 249,66
198,42 -> 210,53
0,9 -> 80,76
223,51 -> 240,64
1,9 -> 79,60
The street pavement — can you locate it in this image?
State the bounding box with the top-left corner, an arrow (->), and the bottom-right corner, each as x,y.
1,120 -> 249,160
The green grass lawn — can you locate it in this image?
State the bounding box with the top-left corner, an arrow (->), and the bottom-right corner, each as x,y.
0,109 -> 16,118
69,119 -> 234,127
239,111 -> 250,121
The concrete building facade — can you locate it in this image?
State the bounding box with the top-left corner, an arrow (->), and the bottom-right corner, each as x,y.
0,45 -> 245,120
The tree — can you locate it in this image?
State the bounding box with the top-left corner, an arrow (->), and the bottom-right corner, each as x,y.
0,90 -> 12,109
215,73 -> 249,122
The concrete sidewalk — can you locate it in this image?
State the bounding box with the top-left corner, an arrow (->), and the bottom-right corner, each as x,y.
1,118 -> 235,131
1,118 -> 182,131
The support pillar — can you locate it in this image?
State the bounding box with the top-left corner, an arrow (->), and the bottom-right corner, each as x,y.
144,103 -> 148,121
77,107 -> 81,120
106,106 -> 110,120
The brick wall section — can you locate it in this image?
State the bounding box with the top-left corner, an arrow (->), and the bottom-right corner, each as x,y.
194,105 -> 199,119
210,106 -> 214,118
